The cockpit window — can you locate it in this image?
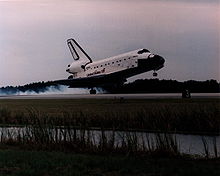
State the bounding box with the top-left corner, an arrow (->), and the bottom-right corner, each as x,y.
137,49 -> 150,54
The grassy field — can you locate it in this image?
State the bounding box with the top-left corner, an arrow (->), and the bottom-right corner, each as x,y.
0,98 -> 219,175
1,98 -> 219,114
0,149 -> 219,176
0,98 -> 219,134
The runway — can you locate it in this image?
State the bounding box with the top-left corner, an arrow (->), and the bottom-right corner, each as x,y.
0,93 -> 219,99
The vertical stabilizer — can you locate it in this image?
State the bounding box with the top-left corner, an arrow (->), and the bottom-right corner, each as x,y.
67,39 -> 93,64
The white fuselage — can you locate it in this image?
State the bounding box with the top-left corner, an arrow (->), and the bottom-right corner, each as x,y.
67,49 -> 152,79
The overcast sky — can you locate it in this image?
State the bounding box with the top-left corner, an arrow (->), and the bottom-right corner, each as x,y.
0,0 -> 219,87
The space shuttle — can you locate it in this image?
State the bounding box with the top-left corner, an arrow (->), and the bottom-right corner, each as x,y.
56,39 -> 165,94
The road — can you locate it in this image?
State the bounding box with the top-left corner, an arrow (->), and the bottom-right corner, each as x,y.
0,93 -> 219,99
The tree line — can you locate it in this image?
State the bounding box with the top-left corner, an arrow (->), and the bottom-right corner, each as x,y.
114,79 -> 219,93
0,79 -> 219,94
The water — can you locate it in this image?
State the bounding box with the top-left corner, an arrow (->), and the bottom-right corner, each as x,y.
0,127 -> 219,157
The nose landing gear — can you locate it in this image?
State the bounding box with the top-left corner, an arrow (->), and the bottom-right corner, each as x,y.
89,88 -> 96,94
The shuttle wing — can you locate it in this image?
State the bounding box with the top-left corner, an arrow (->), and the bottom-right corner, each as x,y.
54,73 -> 126,89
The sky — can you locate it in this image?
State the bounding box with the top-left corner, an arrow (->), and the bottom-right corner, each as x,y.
0,0 -> 219,87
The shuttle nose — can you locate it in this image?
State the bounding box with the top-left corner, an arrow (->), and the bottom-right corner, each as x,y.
153,55 -> 165,65
145,54 -> 165,70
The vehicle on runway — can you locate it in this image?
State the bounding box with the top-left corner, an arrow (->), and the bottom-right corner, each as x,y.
56,39 -> 165,94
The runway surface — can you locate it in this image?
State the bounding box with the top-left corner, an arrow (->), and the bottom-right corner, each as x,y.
0,93 -> 219,99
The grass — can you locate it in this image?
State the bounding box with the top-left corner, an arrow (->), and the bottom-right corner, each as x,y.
0,98 -> 219,175
0,98 -> 219,134
0,98 -> 219,158
0,149 -> 220,176
0,125 -> 182,157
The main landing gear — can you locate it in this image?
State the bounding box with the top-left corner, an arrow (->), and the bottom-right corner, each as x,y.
153,70 -> 158,77
89,88 -> 96,94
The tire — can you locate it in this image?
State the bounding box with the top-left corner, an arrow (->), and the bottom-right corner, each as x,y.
90,89 -> 96,94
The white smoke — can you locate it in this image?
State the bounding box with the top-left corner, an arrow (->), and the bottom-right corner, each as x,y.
0,85 -> 106,95
18,86 -> 88,95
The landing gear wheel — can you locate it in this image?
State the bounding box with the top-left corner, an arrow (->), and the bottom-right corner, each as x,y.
90,89 -> 96,94
68,75 -> 73,79
153,71 -> 158,77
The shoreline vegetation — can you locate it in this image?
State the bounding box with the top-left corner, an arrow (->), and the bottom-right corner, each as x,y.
0,79 -> 219,94
0,99 -> 219,157
0,98 -> 219,175
0,99 -> 219,135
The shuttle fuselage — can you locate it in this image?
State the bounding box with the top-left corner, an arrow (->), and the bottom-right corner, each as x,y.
57,39 -> 165,94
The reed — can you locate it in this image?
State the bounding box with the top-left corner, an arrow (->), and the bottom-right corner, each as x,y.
213,136 -> 218,158
201,136 -> 219,159
0,112 -> 181,156
0,99 -> 219,157
0,119 -> 219,158
0,101 -> 219,134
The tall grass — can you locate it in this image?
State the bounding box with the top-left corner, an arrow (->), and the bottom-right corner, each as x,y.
0,111 -> 219,158
0,99 -> 219,157
0,102 -> 219,134
201,136 -> 219,159
0,127 -> 181,157
0,108 -> 181,156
